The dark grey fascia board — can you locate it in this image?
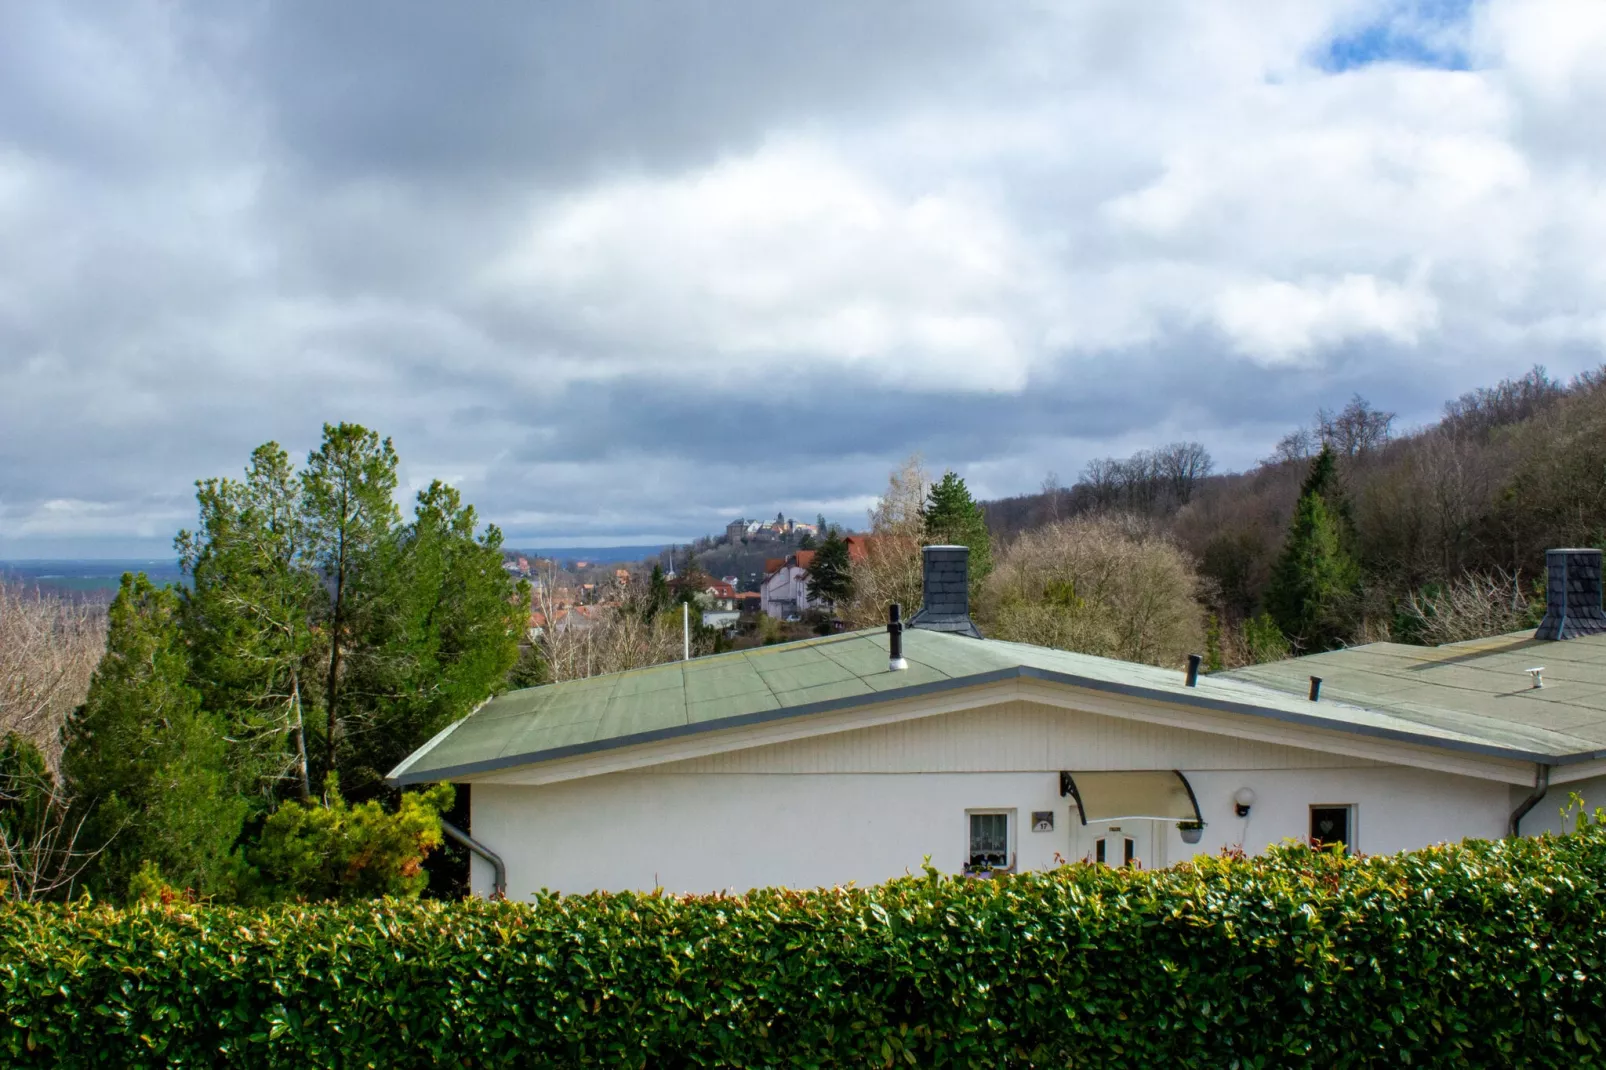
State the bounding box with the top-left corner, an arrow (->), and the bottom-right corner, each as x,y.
388,663 -> 1586,786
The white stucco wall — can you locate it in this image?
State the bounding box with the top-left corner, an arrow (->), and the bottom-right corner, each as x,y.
1514,774 -> 1606,837
469,764 -> 1513,899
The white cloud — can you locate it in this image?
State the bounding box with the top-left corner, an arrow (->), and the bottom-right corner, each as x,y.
486,139 -> 1053,391
1212,274 -> 1439,366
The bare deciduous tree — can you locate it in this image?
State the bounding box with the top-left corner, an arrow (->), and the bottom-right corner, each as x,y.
0,584 -> 107,770
1400,569 -> 1536,646
979,513 -> 1205,667
1156,442 -> 1213,505
0,735 -> 104,901
530,562 -> 686,682
1317,394 -> 1395,457
840,456 -> 929,628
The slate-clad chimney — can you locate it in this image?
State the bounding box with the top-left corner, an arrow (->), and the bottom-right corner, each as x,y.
1535,548 -> 1606,641
908,545 -> 981,638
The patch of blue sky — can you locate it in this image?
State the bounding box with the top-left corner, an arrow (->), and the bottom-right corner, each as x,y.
1317,0 -> 1474,72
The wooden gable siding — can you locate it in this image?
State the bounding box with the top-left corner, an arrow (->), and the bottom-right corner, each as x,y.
653,700 -> 1385,775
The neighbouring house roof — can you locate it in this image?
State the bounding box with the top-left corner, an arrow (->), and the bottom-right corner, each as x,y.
843,536 -> 874,562
389,626 -> 1606,787
763,558 -> 785,576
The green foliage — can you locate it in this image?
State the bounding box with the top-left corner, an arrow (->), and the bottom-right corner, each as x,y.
61,575 -> 246,899
300,423 -> 402,783
1265,486 -> 1360,652
249,776 -> 453,902
175,425 -> 522,801
340,481 -> 524,794
6,827 -> 1606,1066
1203,613 -> 1224,673
177,442 -> 320,803
1241,612 -> 1291,664
923,470 -> 993,589
805,527 -> 854,608
645,564 -> 671,619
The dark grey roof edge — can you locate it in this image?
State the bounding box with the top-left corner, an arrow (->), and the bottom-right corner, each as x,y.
388,661 -> 1591,787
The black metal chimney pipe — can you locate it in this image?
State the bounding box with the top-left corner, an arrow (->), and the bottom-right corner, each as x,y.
888,603 -> 907,671
1185,653 -> 1202,687
1309,676 -> 1323,702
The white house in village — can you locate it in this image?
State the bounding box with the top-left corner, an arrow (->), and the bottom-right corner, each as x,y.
391,546 -> 1606,900
759,552 -> 815,620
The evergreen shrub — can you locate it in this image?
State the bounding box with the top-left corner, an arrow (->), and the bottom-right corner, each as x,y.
4,827 -> 1606,1068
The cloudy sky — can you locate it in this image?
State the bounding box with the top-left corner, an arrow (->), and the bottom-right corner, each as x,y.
2,0 -> 1603,557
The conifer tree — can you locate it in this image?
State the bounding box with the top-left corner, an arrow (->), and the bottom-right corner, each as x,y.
178,442 -> 319,801
344,481 -> 524,794
807,528 -> 854,609
645,564 -> 672,619
1265,486 -> 1360,652
923,471 -> 994,589
302,424 -> 401,782
62,574 -> 245,898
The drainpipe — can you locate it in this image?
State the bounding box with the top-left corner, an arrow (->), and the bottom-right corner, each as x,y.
441,819 -> 507,899
1507,764 -> 1551,839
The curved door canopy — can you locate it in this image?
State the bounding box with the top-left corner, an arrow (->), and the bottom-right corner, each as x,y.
1059,770 -> 1202,825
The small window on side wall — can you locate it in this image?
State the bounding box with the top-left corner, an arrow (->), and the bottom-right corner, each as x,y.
967,811 -> 1011,872
1310,805 -> 1354,853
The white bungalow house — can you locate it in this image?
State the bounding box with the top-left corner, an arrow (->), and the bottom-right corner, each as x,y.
391,546 -> 1606,900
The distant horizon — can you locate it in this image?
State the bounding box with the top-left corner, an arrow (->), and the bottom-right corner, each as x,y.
0,538 -> 694,564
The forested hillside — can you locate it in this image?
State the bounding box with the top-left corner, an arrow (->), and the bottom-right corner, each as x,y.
982,366 -> 1605,655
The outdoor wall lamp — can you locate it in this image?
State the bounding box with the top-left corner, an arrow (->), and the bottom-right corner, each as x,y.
1233,787 -> 1256,818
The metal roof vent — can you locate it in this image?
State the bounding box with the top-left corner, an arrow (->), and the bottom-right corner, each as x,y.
1534,548 -> 1606,641
908,545 -> 981,638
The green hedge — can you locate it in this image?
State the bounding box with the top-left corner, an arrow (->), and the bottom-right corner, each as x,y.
4,829 -> 1606,1068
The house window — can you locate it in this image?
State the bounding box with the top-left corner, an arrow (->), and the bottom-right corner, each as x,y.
1310,805 -> 1354,852
967,811 -> 1011,871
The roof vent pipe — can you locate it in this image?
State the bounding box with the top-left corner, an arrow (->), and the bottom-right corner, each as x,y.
1535,548 -> 1606,640
888,603 -> 908,671
1185,654 -> 1201,687
908,545 -> 981,638
1308,676 -> 1323,702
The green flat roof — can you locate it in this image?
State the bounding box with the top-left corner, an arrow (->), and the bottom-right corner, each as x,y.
1225,631 -> 1606,759
389,627 -> 1606,786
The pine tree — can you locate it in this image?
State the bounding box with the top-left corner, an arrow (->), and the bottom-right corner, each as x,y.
1264,489 -> 1360,652
301,424 -> 401,782
922,471 -> 994,589
178,442 -> 319,801
63,574 -> 245,899
646,564 -> 671,619
1204,614 -> 1224,673
1297,444 -> 1358,548
807,528 -> 854,609
343,481 -> 524,794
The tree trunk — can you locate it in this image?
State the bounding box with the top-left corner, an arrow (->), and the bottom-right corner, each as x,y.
325,529 -> 346,780
291,669 -> 311,799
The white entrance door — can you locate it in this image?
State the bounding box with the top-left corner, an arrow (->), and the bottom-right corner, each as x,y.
1080,821 -> 1156,869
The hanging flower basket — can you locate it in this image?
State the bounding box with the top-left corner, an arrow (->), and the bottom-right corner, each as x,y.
1177,820 -> 1206,844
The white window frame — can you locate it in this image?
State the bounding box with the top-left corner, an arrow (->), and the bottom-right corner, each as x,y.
964,808 -> 1015,873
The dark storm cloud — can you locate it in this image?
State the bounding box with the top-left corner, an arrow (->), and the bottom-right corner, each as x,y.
238,2 -> 1005,184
